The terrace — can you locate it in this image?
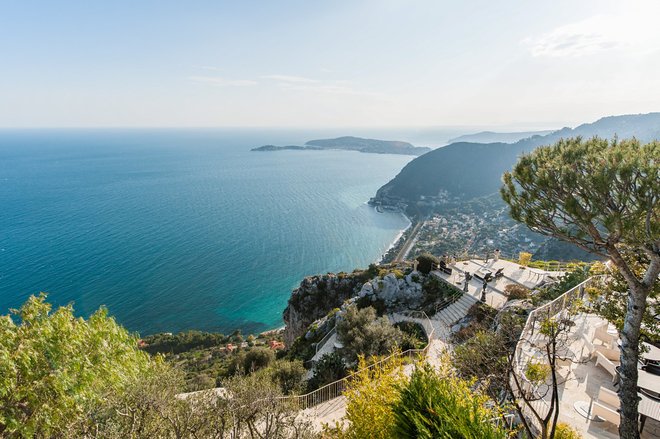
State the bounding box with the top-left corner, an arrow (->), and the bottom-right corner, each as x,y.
512,279 -> 660,438
433,257 -> 563,309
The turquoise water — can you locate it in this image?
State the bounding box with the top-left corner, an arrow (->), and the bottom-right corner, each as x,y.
0,129 -> 412,335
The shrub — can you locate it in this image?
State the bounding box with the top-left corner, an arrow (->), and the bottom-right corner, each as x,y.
356,295 -> 387,316
336,304 -> 405,363
308,352 -> 347,390
422,277 -> 462,314
504,284 -> 530,300
0,295 -> 161,436
392,365 -> 508,439
394,321 -> 428,350
242,347 -> 275,373
533,267 -> 589,304
525,361 -> 550,383
324,355 -> 406,439
262,359 -> 306,395
416,253 -> 440,274
518,252 -> 532,266
554,422 -> 582,439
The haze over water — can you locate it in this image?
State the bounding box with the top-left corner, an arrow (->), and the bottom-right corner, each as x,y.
0,129 -> 415,335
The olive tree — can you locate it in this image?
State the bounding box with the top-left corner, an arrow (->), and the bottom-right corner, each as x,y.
501,136 -> 659,438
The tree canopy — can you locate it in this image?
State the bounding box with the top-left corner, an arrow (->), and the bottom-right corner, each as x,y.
501,136 -> 659,438
0,294 -> 154,436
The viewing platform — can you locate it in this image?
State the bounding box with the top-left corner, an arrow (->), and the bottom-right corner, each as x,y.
432,257 -> 564,309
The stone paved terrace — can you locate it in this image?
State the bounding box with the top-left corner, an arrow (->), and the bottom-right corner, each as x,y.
519,313 -> 660,438
433,258 -> 564,309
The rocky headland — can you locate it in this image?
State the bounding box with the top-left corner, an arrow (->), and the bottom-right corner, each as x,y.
252,136 -> 431,156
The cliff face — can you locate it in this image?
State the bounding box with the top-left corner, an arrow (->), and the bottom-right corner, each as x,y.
282,272 -> 367,346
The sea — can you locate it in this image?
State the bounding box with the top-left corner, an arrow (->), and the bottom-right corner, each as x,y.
0,128 -> 456,335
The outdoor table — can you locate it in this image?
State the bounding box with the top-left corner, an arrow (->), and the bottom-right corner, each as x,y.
638,369 -> 660,395
639,392 -> 660,434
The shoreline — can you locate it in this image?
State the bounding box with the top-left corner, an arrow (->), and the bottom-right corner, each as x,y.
376,210 -> 412,264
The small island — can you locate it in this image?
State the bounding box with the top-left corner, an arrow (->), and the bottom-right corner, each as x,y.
251,136 -> 431,156
251,144 -> 323,152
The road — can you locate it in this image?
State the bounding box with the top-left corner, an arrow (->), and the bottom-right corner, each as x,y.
393,219 -> 424,262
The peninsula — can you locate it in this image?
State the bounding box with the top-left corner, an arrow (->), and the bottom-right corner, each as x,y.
251,136 -> 431,156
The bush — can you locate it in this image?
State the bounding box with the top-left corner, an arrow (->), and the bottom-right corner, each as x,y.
336,304 -> 405,363
422,277 -> 462,314
416,253 -> 440,274
518,252 -> 532,266
394,321 -> 428,350
392,365 -> 508,439
324,355 -> 406,439
262,359 -> 306,395
554,422 -> 582,439
242,347 -> 275,373
504,284 -> 530,300
356,295 -> 388,315
533,267 -> 589,304
308,352 -> 347,390
0,295 -> 161,436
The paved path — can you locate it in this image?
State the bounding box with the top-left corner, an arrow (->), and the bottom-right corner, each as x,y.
393,219 -> 424,262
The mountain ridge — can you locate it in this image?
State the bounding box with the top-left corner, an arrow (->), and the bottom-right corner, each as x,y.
372,112 -> 660,206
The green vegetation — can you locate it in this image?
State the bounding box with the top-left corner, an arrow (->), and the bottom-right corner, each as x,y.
307,352 -> 347,391
502,135 -> 659,437
141,327 -> 287,391
415,253 -> 439,274
326,357 -> 508,439
421,276 -> 462,314
0,294 -> 155,436
0,296 -> 315,438
324,354 -> 407,439
532,267 -> 589,305
586,251 -> 659,342
504,284 -> 530,300
392,364 -> 508,439
336,304 -> 407,363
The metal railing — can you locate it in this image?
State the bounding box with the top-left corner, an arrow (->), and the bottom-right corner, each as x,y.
278,311 -> 435,411
314,325 -> 336,355
510,276 -> 598,432
446,251 -> 590,273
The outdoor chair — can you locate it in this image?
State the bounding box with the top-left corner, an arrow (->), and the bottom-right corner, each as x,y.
590,386 -> 620,426
595,350 -> 620,383
593,323 -> 616,348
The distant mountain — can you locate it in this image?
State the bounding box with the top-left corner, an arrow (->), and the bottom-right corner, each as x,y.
447,130 -> 554,145
251,136 -> 430,156
372,113 -> 660,205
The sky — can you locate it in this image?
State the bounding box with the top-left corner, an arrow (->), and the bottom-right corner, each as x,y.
1,0 -> 659,129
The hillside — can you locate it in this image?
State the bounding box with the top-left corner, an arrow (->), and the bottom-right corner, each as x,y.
447,130 -> 554,144
372,113 -> 660,205
305,136 -> 431,155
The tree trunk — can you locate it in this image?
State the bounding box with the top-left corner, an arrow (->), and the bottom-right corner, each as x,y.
617,282 -> 649,439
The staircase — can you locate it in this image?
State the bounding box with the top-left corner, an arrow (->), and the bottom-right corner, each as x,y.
433,293 -> 479,329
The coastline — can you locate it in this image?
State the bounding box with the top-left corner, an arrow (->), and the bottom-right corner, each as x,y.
376,209 -> 412,264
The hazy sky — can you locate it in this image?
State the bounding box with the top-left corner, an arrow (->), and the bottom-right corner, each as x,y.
1,0 -> 659,128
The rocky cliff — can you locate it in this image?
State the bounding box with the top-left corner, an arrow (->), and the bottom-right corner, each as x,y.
282,271 -> 368,346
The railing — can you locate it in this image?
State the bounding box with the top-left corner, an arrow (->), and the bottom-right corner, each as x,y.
488,413 -> 516,430
510,276 -> 598,432
314,325 -> 336,355
279,311 -> 435,412
447,251 -> 590,273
